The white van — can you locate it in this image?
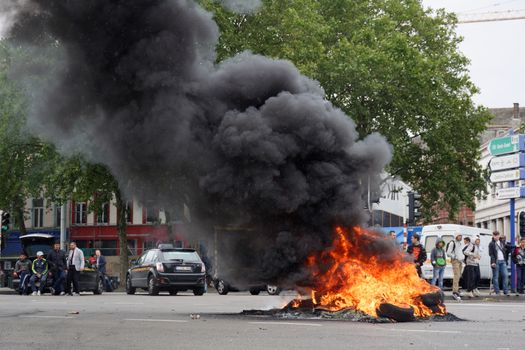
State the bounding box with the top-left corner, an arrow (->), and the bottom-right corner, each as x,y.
420,224 -> 493,281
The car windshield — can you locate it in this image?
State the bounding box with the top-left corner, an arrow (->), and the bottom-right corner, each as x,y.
162,251 -> 201,263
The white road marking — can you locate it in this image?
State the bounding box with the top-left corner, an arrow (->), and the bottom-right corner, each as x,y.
124,318 -> 188,323
114,302 -> 145,305
249,321 -> 322,327
389,329 -> 461,334
19,315 -> 75,319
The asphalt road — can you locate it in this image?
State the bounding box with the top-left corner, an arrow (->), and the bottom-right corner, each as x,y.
0,288 -> 524,350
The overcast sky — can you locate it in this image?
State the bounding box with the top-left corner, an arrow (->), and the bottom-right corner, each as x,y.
423,0 -> 525,108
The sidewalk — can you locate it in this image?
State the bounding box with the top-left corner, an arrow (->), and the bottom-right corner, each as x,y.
443,289 -> 525,302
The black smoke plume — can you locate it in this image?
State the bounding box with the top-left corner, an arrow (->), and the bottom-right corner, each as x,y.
4,0 -> 392,286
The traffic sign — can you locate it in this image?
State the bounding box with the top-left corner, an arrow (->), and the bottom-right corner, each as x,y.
496,187 -> 525,200
489,153 -> 525,171
489,134 -> 525,156
490,168 -> 525,183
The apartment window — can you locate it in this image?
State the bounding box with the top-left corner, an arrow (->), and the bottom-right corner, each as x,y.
54,206 -> 61,227
143,240 -> 156,251
97,202 -> 109,224
125,201 -> 133,224
145,201 -> 157,223
32,198 -> 44,228
95,240 -> 117,256
75,202 -> 87,224
127,239 -> 137,256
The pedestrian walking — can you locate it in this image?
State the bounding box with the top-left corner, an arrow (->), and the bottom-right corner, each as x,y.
95,249 -> 111,291
430,240 -> 447,289
14,253 -> 31,295
47,241 -> 67,295
29,251 -> 49,296
65,242 -> 84,296
406,233 -> 427,278
446,233 -> 464,300
462,237 -> 480,298
488,231 -> 510,295
512,238 -> 525,295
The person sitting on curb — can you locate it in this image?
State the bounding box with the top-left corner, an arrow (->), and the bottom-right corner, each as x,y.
14,252 -> 32,295
430,240 -> 447,290
29,251 -> 49,296
407,234 -> 427,278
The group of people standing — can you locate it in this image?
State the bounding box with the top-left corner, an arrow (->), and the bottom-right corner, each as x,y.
13,241 -> 106,296
404,230 -> 525,299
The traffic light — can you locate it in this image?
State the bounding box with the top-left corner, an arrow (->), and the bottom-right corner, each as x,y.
519,211 -> 525,238
1,211 -> 10,232
408,192 -> 422,225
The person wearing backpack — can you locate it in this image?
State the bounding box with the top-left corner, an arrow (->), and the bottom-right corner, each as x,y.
446,233 -> 464,300
462,237 -> 479,298
430,240 -> 447,290
488,231 -> 510,295
512,238 -> 525,295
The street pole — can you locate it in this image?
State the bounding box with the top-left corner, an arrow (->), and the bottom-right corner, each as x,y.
510,182 -> 516,291
60,202 -> 67,250
508,130 -> 516,291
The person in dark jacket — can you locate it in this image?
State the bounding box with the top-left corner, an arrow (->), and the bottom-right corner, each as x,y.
407,233 -> 427,278
488,231 -> 510,295
512,238 -> 525,294
47,242 -> 67,295
14,253 -> 32,295
430,240 -> 447,289
29,251 -> 49,296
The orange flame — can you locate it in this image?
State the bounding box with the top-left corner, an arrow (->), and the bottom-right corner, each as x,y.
298,226 -> 445,318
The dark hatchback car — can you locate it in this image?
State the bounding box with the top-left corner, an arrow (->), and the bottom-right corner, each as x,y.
126,245 -> 206,296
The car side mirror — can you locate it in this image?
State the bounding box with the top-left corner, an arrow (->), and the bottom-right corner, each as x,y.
130,259 -> 137,266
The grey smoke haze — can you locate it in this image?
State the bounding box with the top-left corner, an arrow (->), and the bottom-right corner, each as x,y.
4,0 -> 392,286
217,0 -> 262,13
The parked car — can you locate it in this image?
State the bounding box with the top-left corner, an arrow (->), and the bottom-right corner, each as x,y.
126,245 -> 206,296
214,277 -> 281,296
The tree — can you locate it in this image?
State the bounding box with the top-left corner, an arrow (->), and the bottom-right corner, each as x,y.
0,42 -> 60,235
200,0 -> 492,219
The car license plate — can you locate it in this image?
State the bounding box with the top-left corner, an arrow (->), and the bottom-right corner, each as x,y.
176,266 -> 192,271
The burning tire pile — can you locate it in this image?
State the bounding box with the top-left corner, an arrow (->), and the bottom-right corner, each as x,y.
243,290 -> 460,323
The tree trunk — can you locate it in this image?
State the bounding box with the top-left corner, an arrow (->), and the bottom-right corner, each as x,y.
115,189 -> 129,288
15,205 -> 26,236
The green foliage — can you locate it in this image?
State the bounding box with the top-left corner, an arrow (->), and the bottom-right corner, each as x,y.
200,0 -> 491,219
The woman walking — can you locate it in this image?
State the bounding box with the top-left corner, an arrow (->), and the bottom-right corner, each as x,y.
463,237 -> 480,298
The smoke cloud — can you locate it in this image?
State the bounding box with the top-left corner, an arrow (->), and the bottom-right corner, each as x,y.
3,0 -> 392,286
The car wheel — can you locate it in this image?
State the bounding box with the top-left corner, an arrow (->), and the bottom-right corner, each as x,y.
126,275 -> 136,295
216,280 -> 229,295
148,275 -> 160,296
193,287 -> 205,296
266,285 -> 281,295
93,278 -> 104,295
249,288 -> 260,295
169,290 -> 178,296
